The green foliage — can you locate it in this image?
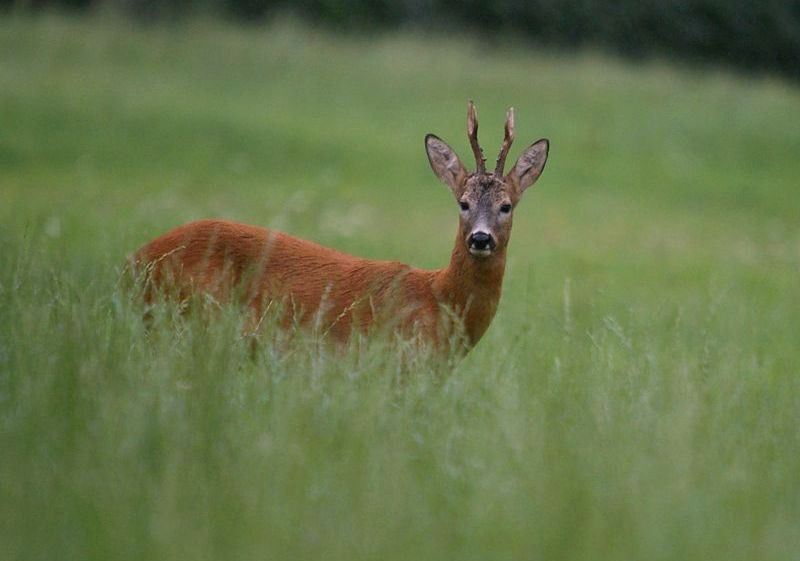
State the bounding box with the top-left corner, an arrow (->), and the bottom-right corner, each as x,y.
1,16 -> 800,561
6,0 -> 800,78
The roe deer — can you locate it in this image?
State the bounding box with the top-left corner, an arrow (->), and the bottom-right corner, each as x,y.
133,102 -> 549,353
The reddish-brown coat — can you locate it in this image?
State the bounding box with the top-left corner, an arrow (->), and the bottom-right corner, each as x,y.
134,219 -> 504,351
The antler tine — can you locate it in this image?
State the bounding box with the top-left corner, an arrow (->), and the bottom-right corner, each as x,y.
467,100 -> 486,174
494,107 -> 515,176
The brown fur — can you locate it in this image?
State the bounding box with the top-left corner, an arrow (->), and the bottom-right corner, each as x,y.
134,219 -> 506,350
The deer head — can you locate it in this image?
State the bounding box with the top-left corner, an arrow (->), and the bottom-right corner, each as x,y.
425,101 -> 549,259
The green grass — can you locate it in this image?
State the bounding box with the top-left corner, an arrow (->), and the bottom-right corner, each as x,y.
2,13 -> 800,561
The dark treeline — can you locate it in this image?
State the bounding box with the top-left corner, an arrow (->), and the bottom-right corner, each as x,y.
6,0 -> 800,78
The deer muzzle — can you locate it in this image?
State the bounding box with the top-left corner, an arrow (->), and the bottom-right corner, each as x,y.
468,231 -> 496,257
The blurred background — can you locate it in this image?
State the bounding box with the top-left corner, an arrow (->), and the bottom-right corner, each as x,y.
5,0 -> 800,78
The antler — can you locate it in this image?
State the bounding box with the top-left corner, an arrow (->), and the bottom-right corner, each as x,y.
467,100 -> 486,174
494,107 -> 515,176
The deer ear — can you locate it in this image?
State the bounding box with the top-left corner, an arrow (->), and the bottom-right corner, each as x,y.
507,139 -> 549,194
425,134 -> 467,195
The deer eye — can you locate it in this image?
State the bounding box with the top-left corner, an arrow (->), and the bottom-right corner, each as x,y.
459,201 -> 470,211
499,203 -> 512,214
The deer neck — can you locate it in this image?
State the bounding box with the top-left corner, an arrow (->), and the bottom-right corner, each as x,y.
432,230 -> 507,347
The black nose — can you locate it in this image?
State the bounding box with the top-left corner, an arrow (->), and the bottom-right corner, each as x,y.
469,231 -> 495,251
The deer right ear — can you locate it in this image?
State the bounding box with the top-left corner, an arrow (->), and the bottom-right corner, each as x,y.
425,134 -> 467,196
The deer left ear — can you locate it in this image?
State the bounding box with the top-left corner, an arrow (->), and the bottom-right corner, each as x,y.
507,139 -> 549,195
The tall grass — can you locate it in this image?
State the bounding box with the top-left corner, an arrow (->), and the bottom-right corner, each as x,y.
1,14 -> 799,561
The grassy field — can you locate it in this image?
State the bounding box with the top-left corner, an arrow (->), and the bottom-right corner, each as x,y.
2,14 -> 800,561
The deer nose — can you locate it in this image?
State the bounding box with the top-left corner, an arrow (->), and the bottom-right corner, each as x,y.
469,231 -> 496,251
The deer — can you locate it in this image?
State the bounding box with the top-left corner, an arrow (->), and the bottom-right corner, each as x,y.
132,102 -> 549,354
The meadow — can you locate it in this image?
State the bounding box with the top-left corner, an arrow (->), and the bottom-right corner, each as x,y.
1,14 -> 799,561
